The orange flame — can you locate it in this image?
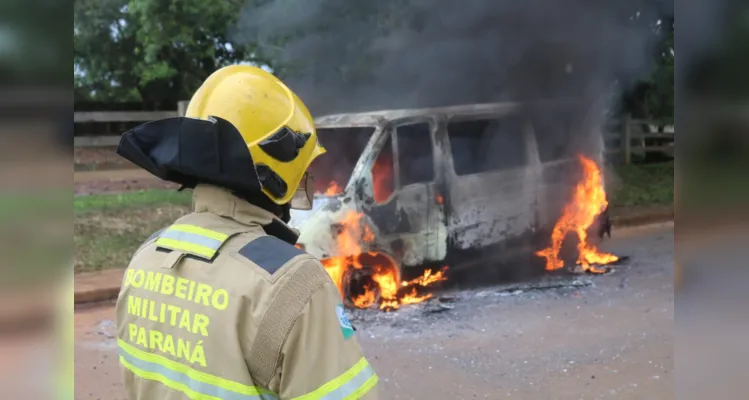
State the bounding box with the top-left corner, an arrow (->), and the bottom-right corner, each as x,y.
320,210 -> 447,310
317,181 -> 343,196
403,267 -> 448,287
324,182 -> 342,196
535,155 -> 618,273
372,151 -> 394,203
435,194 -> 444,205
352,285 -> 377,308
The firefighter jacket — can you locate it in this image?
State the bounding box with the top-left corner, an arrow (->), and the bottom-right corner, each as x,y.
115,184 -> 379,399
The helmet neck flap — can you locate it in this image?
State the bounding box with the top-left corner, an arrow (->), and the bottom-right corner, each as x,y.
116,116 -> 293,224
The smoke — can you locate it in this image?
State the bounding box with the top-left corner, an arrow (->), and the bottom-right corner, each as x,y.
234,0 -> 672,115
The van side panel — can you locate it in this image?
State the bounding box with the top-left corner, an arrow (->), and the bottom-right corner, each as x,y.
442,117 -> 537,251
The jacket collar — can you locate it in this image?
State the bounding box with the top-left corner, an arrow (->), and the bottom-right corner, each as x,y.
192,184 -> 299,244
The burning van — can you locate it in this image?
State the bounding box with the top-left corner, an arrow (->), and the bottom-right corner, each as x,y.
289,100 -> 611,309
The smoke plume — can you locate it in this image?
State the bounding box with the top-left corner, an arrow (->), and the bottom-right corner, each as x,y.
234,0 -> 672,115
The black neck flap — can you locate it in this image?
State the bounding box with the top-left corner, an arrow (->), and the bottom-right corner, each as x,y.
116,116 -> 263,196
262,217 -> 299,245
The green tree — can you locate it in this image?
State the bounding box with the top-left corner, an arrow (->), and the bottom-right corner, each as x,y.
74,0 -> 268,108
621,17 -> 674,124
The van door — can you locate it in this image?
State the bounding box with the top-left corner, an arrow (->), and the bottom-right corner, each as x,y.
364,120 -> 447,267
530,109 -> 585,231
443,115 -> 537,251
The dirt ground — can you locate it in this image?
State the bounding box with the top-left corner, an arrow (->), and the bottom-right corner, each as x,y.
74,169 -> 177,195
74,222 -> 673,400
74,147 -> 136,170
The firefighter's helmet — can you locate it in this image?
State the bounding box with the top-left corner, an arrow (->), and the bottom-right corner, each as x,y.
186,65 -> 325,206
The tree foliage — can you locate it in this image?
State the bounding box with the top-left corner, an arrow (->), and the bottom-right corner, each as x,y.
620,17 -> 674,123
74,0 -> 265,108
75,0 -> 676,120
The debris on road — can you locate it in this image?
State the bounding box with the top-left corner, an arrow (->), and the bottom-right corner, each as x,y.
495,278 -> 594,294
346,276 -> 597,331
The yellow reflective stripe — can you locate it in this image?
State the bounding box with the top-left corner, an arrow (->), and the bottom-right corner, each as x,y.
169,224 -> 230,242
118,339 -> 276,398
155,224 -> 230,260
156,237 -> 216,259
119,356 -> 222,400
346,374 -> 378,400
292,357 -> 377,400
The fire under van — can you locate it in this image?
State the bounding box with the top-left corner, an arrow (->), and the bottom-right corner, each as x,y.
289,100 -> 608,303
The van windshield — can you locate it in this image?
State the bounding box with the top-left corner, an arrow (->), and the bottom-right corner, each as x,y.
308,126 -> 375,195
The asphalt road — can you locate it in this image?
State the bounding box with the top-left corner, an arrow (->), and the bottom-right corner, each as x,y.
74,222 -> 674,400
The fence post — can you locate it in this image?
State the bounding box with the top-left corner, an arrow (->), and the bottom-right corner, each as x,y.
178,100 -> 189,117
621,114 -> 632,164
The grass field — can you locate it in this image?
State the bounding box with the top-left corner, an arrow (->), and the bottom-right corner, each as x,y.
73,162 -> 675,272
609,161 -> 674,208
74,190 -> 191,272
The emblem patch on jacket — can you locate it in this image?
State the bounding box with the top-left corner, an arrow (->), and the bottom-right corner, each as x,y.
336,304 -> 355,340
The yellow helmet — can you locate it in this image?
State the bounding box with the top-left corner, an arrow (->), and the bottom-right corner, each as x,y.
185,65 -> 325,205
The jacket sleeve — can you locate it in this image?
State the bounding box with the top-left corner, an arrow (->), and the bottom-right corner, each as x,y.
271,281 -> 379,399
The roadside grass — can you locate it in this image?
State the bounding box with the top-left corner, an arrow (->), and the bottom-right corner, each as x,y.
74,162 -> 675,272
609,161 -> 674,208
74,190 -> 191,272
75,189 -> 191,213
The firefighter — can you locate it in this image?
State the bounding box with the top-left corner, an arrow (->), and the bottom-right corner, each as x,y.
113,65 -> 379,399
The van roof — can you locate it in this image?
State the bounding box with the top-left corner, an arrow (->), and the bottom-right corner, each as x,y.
314,98 -> 581,128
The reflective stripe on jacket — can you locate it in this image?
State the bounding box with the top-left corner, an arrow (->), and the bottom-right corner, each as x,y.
115,184 -> 378,400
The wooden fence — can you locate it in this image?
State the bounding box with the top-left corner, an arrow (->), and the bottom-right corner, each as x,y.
73,101 -> 189,147
604,116 -> 674,164
74,107 -> 673,164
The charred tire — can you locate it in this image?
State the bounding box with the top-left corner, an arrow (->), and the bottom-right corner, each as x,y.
341,252 -> 400,309
342,267 -> 381,309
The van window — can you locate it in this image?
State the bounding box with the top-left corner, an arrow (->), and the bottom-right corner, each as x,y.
396,123 -> 434,186
447,117 -> 527,175
309,127 -> 374,194
372,134 -> 395,203
533,112 -> 575,162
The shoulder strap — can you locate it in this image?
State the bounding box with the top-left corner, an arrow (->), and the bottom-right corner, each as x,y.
237,236 -> 306,275
155,224 -> 237,261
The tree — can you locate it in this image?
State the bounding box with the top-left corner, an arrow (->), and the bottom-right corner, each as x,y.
620,17 -> 674,124
74,0 -> 268,108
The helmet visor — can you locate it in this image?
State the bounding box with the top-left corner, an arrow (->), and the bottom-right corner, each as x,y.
290,172 -> 315,210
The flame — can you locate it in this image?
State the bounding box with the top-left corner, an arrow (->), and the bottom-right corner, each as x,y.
317,181 -> 343,196
324,182 -> 342,196
435,194 -> 444,205
535,155 -> 618,274
372,151 -> 394,203
403,267 -> 448,287
399,288 -> 433,306
320,210 -> 447,310
352,285 -> 377,308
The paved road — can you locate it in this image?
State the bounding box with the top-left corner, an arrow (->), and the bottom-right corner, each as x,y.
74,222 -> 674,400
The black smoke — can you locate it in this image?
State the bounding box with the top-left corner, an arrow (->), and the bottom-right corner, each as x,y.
234,0 -> 672,116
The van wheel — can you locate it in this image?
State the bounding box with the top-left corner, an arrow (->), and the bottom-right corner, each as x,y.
341,252 -> 400,309
343,267 -> 381,309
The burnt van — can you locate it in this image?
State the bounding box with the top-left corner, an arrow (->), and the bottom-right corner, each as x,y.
290,100 -> 608,295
